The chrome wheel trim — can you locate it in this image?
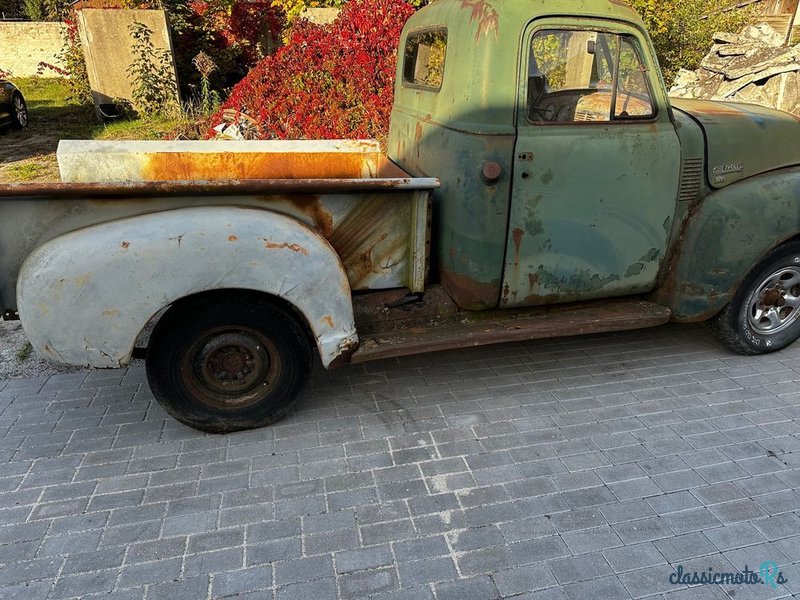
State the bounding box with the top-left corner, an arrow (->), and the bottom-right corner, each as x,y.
747,266 -> 800,335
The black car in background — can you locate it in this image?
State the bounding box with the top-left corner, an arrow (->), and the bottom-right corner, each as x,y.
0,80 -> 28,130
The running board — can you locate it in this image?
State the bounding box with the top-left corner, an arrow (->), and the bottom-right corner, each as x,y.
350,299 -> 671,364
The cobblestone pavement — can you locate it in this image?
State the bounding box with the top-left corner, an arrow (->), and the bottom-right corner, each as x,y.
0,323 -> 799,600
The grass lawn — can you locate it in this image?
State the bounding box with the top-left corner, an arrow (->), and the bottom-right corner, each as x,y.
0,78 -> 201,184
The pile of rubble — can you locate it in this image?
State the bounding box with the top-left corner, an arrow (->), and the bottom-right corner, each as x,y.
670,23 -> 800,115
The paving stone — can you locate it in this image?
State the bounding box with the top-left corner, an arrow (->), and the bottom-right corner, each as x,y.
398,557 -> 458,586
339,567 -> 400,598
613,517 -> 674,544
212,566 -> 273,596
549,553 -> 613,584
51,570 -> 120,599
434,576 -> 500,600
335,545 -> 394,574
274,555 -> 333,586
493,563 -> 557,596
603,541 -> 667,572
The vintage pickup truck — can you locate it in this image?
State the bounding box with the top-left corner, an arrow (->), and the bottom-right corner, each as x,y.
2,0 -> 800,432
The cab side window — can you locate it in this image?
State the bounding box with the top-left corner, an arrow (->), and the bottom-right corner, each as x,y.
527,29 -> 655,123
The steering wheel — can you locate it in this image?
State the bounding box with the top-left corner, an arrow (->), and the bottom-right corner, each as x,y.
527,75 -> 553,122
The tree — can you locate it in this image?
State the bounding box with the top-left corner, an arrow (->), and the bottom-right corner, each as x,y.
209,0 -> 414,141
627,0 -> 755,86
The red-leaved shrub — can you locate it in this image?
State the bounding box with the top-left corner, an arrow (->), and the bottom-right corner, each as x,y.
208,0 -> 415,140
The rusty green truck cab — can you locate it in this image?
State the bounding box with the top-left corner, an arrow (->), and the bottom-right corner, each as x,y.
389,0 -> 800,326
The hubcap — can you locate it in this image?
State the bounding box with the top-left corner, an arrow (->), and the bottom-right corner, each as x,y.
14,97 -> 27,127
747,266 -> 800,335
182,327 -> 281,409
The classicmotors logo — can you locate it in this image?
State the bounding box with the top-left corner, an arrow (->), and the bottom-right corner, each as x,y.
669,561 -> 789,589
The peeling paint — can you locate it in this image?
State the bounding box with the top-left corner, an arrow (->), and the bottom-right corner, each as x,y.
260,238 -> 310,256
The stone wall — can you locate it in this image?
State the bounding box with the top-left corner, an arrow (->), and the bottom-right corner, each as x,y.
0,21 -> 66,78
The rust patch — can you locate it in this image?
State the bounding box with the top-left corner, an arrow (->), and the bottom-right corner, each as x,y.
74,274 -> 91,287
328,199 -> 407,288
440,268 -> 500,310
511,228 -> 524,267
142,151 -> 372,181
102,309 -> 120,318
283,196 -> 335,238
328,337 -> 360,368
228,235 -> 238,242
120,241 -> 130,249
527,272 -> 538,297
459,0 -> 499,41
414,122 -> 424,144
260,238 -> 309,256
321,315 -> 334,328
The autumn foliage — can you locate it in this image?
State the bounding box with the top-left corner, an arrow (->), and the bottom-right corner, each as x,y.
208,0 -> 415,140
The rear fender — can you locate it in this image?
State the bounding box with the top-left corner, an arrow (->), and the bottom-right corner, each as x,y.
654,167 -> 800,320
17,207 -> 357,368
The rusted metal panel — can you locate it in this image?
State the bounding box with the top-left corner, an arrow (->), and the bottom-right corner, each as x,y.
0,187 -> 433,315
0,178 -> 440,196
672,99 -> 800,189
57,139 -> 385,182
652,166 -> 800,321
350,298 -> 671,364
353,284 -> 459,335
388,109 -> 513,309
16,207 -> 358,369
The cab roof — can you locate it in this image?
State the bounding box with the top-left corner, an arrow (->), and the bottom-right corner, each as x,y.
393,0 -> 650,133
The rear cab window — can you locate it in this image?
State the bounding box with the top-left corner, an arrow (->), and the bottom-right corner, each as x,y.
403,29 -> 448,91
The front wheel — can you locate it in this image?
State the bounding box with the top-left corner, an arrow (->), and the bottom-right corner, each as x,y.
709,241 -> 800,355
146,293 -> 313,433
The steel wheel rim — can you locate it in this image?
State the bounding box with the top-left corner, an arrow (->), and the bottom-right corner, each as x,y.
13,97 -> 27,127
747,266 -> 800,335
181,326 -> 281,410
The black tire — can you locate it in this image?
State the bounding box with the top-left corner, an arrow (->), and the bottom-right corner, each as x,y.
11,93 -> 27,129
146,292 -> 313,433
709,240 -> 800,355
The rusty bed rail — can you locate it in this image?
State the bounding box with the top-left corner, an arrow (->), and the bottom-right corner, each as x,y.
0,178 -> 440,198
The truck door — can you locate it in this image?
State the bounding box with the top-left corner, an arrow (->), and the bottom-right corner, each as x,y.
501,19 -> 681,307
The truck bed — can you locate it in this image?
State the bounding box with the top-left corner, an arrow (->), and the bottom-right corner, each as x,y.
0,140 -> 438,315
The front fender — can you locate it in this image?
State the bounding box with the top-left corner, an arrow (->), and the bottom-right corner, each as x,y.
654,167 -> 800,321
17,207 -> 357,368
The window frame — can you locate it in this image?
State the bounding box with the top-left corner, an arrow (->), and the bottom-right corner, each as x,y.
524,25 -> 659,127
402,27 -> 449,93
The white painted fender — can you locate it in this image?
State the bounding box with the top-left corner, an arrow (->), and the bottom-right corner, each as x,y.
17,207 -> 358,368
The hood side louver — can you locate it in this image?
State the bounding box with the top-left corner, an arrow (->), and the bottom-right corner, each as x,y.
679,158 -> 703,203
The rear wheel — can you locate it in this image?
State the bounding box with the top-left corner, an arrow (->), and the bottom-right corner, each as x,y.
709,241 -> 800,355
11,93 -> 27,129
146,293 -> 313,433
